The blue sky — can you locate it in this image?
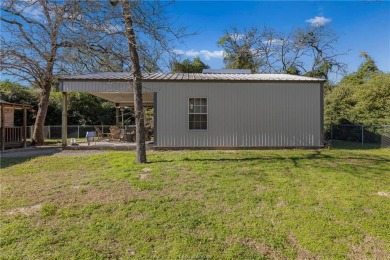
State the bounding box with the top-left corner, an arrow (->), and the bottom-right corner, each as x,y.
1,1 -> 389,84
169,1 -> 390,82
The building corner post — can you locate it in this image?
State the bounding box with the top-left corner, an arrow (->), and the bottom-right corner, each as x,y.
320,82 -> 325,147
62,92 -> 68,148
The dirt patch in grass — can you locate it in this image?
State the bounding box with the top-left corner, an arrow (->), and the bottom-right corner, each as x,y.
255,185 -> 267,192
343,158 -> 374,166
241,238 -> 284,258
5,204 -> 42,216
138,174 -> 148,179
348,235 -> 390,259
325,161 -> 338,167
288,233 -> 318,260
68,182 -> 160,205
227,236 -> 284,258
276,198 -> 287,208
377,191 -> 390,198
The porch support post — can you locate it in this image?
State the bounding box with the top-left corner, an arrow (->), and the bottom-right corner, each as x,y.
1,105 -> 4,151
23,108 -> 27,148
62,92 -> 68,147
116,106 -> 120,126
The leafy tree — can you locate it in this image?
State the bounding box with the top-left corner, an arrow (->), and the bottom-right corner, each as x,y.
67,93 -> 116,125
339,52 -> 379,86
0,81 -> 38,125
171,57 -> 210,73
218,28 -> 263,72
0,80 -> 117,126
285,66 -> 301,75
324,53 -> 389,126
325,74 -> 390,126
0,81 -> 37,107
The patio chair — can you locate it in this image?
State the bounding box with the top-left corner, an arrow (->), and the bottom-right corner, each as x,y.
109,126 -> 123,142
94,127 -> 110,141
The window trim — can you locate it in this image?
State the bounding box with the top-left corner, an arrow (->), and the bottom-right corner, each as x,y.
188,97 -> 208,131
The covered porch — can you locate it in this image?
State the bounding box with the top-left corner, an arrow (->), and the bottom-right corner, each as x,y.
64,140 -> 155,151
59,75 -> 156,148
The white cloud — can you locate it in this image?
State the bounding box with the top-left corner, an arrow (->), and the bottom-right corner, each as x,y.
262,39 -> 286,46
306,16 -> 332,27
199,50 -> 224,60
174,49 -> 223,60
186,50 -> 201,57
173,49 -> 185,55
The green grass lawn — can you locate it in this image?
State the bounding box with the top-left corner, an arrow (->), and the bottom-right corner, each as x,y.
1,149 -> 390,259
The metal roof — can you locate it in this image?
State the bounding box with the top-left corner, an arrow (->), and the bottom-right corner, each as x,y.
58,72 -> 326,82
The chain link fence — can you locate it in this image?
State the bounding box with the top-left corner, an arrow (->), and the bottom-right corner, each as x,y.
328,124 -> 390,148
27,125 -> 126,139
28,124 -> 390,148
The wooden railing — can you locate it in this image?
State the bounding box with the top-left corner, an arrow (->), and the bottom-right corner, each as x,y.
4,127 -> 23,143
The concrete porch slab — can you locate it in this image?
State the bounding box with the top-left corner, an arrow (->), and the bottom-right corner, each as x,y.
64,141 -> 155,151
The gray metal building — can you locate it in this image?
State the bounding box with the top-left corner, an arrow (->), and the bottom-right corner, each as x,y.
59,72 -> 325,148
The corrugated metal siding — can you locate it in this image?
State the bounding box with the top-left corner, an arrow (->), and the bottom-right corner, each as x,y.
62,81 -> 157,94
63,81 -> 143,92
152,82 -> 322,147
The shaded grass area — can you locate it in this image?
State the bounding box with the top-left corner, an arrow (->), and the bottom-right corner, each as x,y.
1,149 -> 390,259
331,139 -> 389,149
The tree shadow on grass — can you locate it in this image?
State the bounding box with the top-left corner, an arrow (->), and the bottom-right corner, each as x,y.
0,157 -> 34,169
151,151 -> 334,164
150,150 -> 390,178
0,148 -> 62,169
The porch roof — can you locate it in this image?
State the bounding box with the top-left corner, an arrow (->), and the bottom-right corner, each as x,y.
0,99 -> 33,110
91,92 -> 154,108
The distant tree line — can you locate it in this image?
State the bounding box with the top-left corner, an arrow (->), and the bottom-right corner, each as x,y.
217,25 -> 347,79
325,53 -> 390,127
0,81 -> 116,126
2,53 -> 388,133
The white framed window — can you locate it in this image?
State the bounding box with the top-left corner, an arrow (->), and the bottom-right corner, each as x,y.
188,98 -> 207,130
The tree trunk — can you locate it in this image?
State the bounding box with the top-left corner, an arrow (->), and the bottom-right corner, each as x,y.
122,0 -> 147,163
32,84 -> 51,145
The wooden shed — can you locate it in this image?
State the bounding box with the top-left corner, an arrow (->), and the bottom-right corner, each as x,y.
0,99 -> 33,151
